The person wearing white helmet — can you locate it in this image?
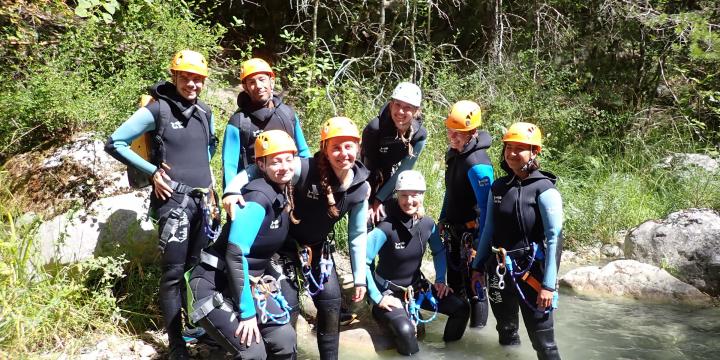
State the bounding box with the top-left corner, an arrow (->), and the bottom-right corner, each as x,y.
361,81 -> 427,225
365,170 -> 470,355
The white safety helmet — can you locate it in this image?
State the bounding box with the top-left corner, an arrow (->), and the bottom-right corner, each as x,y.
395,170 -> 426,192
390,82 -> 422,108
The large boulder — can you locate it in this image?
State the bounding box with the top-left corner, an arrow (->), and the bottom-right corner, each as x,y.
560,260 -> 712,305
37,191 -> 156,265
7,132 -> 160,265
625,208 -> 720,296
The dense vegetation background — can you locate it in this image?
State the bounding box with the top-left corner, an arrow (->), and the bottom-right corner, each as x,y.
1,0 -> 719,355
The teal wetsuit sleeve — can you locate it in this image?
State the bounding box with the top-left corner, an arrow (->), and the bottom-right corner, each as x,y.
365,228 -> 388,304
471,195 -> 495,270
225,202 -> 266,320
225,165 -> 260,194
108,107 -> 157,175
293,115 -> 311,158
467,164 -> 494,248
375,139 -> 426,202
208,113 -> 217,159
538,188 -> 563,291
222,123 -> 241,190
225,157 -> 302,194
428,224 -> 447,284
347,198 -> 369,286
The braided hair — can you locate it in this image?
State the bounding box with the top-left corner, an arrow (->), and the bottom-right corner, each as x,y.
315,148 -> 341,219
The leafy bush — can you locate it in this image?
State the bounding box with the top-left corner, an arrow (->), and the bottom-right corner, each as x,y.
0,0 -> 225,158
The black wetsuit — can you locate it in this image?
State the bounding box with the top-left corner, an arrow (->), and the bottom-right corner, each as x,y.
189,178 -> 296,359
105,81 -> 216,356
440,132 -> 494,328
472,169 -> 563,360
361,104 -> 427,205
276,156 -> 370,360
366,201 -> 469,355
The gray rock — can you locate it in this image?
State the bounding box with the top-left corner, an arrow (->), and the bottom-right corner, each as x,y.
600,243 -> 623,259
560,260 -> 712,305
625,208 -> 720,296
658,153 -> 719,172
37,191 -> 156,265
41,132 -> 130,196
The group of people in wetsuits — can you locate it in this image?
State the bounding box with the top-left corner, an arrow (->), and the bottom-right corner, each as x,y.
106,50 -> 563,360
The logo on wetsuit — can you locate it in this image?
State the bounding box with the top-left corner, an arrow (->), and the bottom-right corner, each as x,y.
170,121 -> 183,129
394,241 -> 406,249
270,219 -> 280,229
306,184 -> 320,200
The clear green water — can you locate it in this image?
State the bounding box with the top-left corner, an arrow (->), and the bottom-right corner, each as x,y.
327,293 -> 720,360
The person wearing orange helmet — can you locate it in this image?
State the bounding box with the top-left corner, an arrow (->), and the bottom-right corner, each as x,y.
105,50 -> 218,359
471,122 -> 563,359
439,100 -> 494,329
224,117 -> 370,359
222,58 -> 310,205
187,130 -> 299,359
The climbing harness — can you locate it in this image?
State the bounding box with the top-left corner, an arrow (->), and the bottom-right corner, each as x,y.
298,240 -> 334,296
252,275 -> 292,325
405,279 -> 439,329
158,181 -> 221,253
196,187 -> 221,242
492,244 -> 558,315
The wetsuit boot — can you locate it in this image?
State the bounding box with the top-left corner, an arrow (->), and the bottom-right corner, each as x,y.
469,296 -> 488,328
531,328 -> 560,360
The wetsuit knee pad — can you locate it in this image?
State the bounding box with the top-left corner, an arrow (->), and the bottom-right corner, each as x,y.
442,298 -> 469,342
390,317 -> 419,356
161,264 -> 186,285
532,328 -> 560,360
263,324 -> 297,359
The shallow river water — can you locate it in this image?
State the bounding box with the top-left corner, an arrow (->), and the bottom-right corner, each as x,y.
322,292 -> 720,360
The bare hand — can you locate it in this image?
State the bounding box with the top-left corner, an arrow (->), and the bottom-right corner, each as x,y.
369,200 -> 386,224
536,289 -> 554,310
234,317 -> 261,347
222,194 -> 246,220
471,270 -> 486,295
152,163 -> 173,200
433,282 -> 453,299
378,295 -> 403,311
352,286 -> 367,302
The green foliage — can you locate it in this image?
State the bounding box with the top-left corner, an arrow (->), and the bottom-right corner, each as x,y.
0,0 -> 225,158
0,205 -> 127,354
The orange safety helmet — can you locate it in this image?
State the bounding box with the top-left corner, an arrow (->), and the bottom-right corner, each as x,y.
169,50 -> 209,77
445,100 -> 482,131
240,58 -> 275,81
254,130 -> 298,158
502,122 -> 543,152
320,117 -> 361,143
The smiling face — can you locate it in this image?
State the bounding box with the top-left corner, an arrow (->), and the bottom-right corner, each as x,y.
243,72 -> 274,105
389,99 -> 420,133
447,128 -> 474,151
257,151 -> 295,185
173,70 -> 206,101
323,136 -> 359,172
503,141 -> 537,176
397,190 -> 424,216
